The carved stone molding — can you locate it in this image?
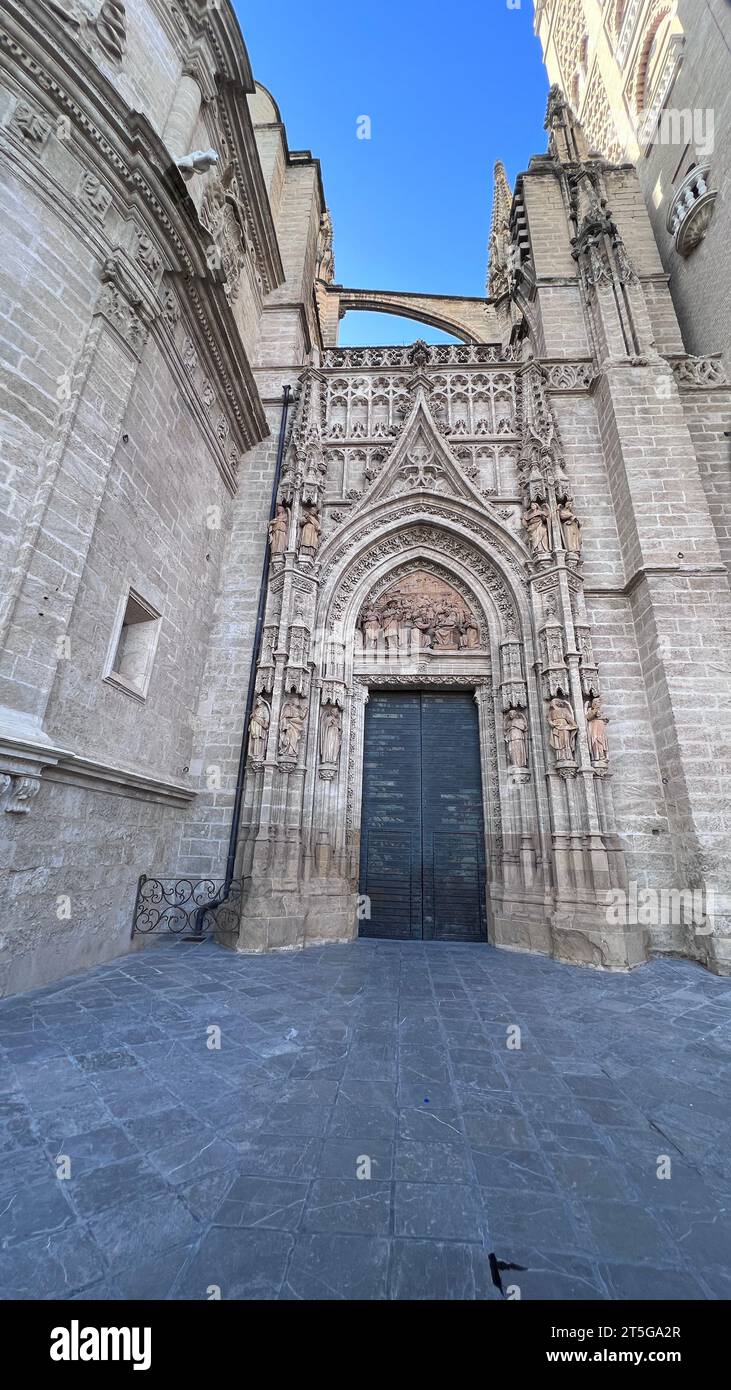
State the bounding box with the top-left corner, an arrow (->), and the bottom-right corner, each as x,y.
93,0 -> 127,63
8,98 -> 51,148
1,774 -> 41,813
328,523 -> 520,632
671,355 -> 728,389
77,170 -> 112,221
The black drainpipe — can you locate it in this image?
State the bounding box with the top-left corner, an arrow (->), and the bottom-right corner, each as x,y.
194,383 -> 292,935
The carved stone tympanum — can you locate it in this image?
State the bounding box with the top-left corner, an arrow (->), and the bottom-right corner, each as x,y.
358,571 -> 481,653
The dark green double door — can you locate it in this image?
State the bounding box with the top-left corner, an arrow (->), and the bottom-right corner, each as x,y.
359,692 -> 487,941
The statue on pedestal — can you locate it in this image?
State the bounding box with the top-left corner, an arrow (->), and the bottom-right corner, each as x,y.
504,709 -> 529,768
585,697 -> 609,762
268,503 -> 289,557
547,698 -> 578,761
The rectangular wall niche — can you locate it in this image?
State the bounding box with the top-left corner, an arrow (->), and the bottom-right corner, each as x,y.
104,588 -> 161,700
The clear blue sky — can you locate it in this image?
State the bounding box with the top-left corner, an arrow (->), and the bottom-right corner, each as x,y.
233,0 -> 549,344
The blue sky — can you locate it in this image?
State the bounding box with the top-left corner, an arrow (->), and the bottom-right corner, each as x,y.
234,0 -> 549,344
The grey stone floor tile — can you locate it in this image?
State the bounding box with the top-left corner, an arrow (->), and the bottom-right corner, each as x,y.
0,1228 -> 106,1299
600,1261 -> 707,1300
502,1251 -> 609,1301
87,1191 -> 201,1269
234,1135 -> 321,1179
389,1239 -> 496,1300
281,1233 -> 390,1300
395,1138 -> 474,1184
488,1190 -> 588,1256
215,1176 -> 308,1231
317,1137 -> 394,1181
175,1227 -> 293,1300
472,1145 -> 555,1193
577,1199 -> 682,1263
1,941 -> 729,1299
394,1181 -> 486,1241
302,1179 -> 391,1235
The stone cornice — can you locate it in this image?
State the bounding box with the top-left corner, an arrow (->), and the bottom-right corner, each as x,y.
1,0 -> 268,454
0,723 -> 196,808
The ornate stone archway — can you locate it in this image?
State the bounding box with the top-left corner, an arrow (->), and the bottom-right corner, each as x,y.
230,346 -> 646,970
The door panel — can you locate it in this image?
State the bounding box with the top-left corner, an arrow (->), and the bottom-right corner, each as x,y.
359,691 -> 486,941
359,693 -> 422,939
421,693 -> 486,940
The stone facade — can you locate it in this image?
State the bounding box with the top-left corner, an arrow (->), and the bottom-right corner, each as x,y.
1,4 -> 730,995
534,0 -> 731,365
0,1 -> 323,993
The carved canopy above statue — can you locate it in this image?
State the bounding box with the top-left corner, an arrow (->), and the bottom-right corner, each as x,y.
358,569 -> 482,652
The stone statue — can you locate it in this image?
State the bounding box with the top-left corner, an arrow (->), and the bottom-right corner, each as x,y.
299,503 -> 322,556
316,209 -> 335,284
320,706 -> 342,767
248,697 -> 270,761
585,697 -> 609,762
268,503 -> 289,557
360,604 -> 381,652
504,709 -> 528,768
278,697 -> 307,761
547,698 -> 578,761
559,500 -> 582,556
523,499 -> 551,557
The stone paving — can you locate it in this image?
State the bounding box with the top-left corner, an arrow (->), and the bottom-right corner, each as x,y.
1,940 -> 730,1301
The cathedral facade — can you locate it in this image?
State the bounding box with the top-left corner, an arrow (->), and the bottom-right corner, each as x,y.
1,1 -> 729,995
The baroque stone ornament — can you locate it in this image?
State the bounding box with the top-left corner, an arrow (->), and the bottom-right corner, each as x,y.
78,171 -> 112,221
93,0 -> 127,62
200,162 -> 246,300
1,775 -> 41,813
9,99 -> 50,146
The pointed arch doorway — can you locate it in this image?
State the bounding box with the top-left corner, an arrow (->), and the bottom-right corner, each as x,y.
358,689 -> 488,942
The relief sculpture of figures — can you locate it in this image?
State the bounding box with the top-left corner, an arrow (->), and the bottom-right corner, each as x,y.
558,499 -> 582,556
547,697 -> 578,761
248,696 -> 270,762
299,503 -> 322,557
357,571 -> 481,653
319,706 -> 342,768
504,708 -> 528,768
522,499 -> 551,558
268,503 -> 290,557
585,696 -> 609,763
278,697 -> 307,760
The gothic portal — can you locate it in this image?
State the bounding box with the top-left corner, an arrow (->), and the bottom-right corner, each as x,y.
3,0 -> 729,997
231,90 -> 731,976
